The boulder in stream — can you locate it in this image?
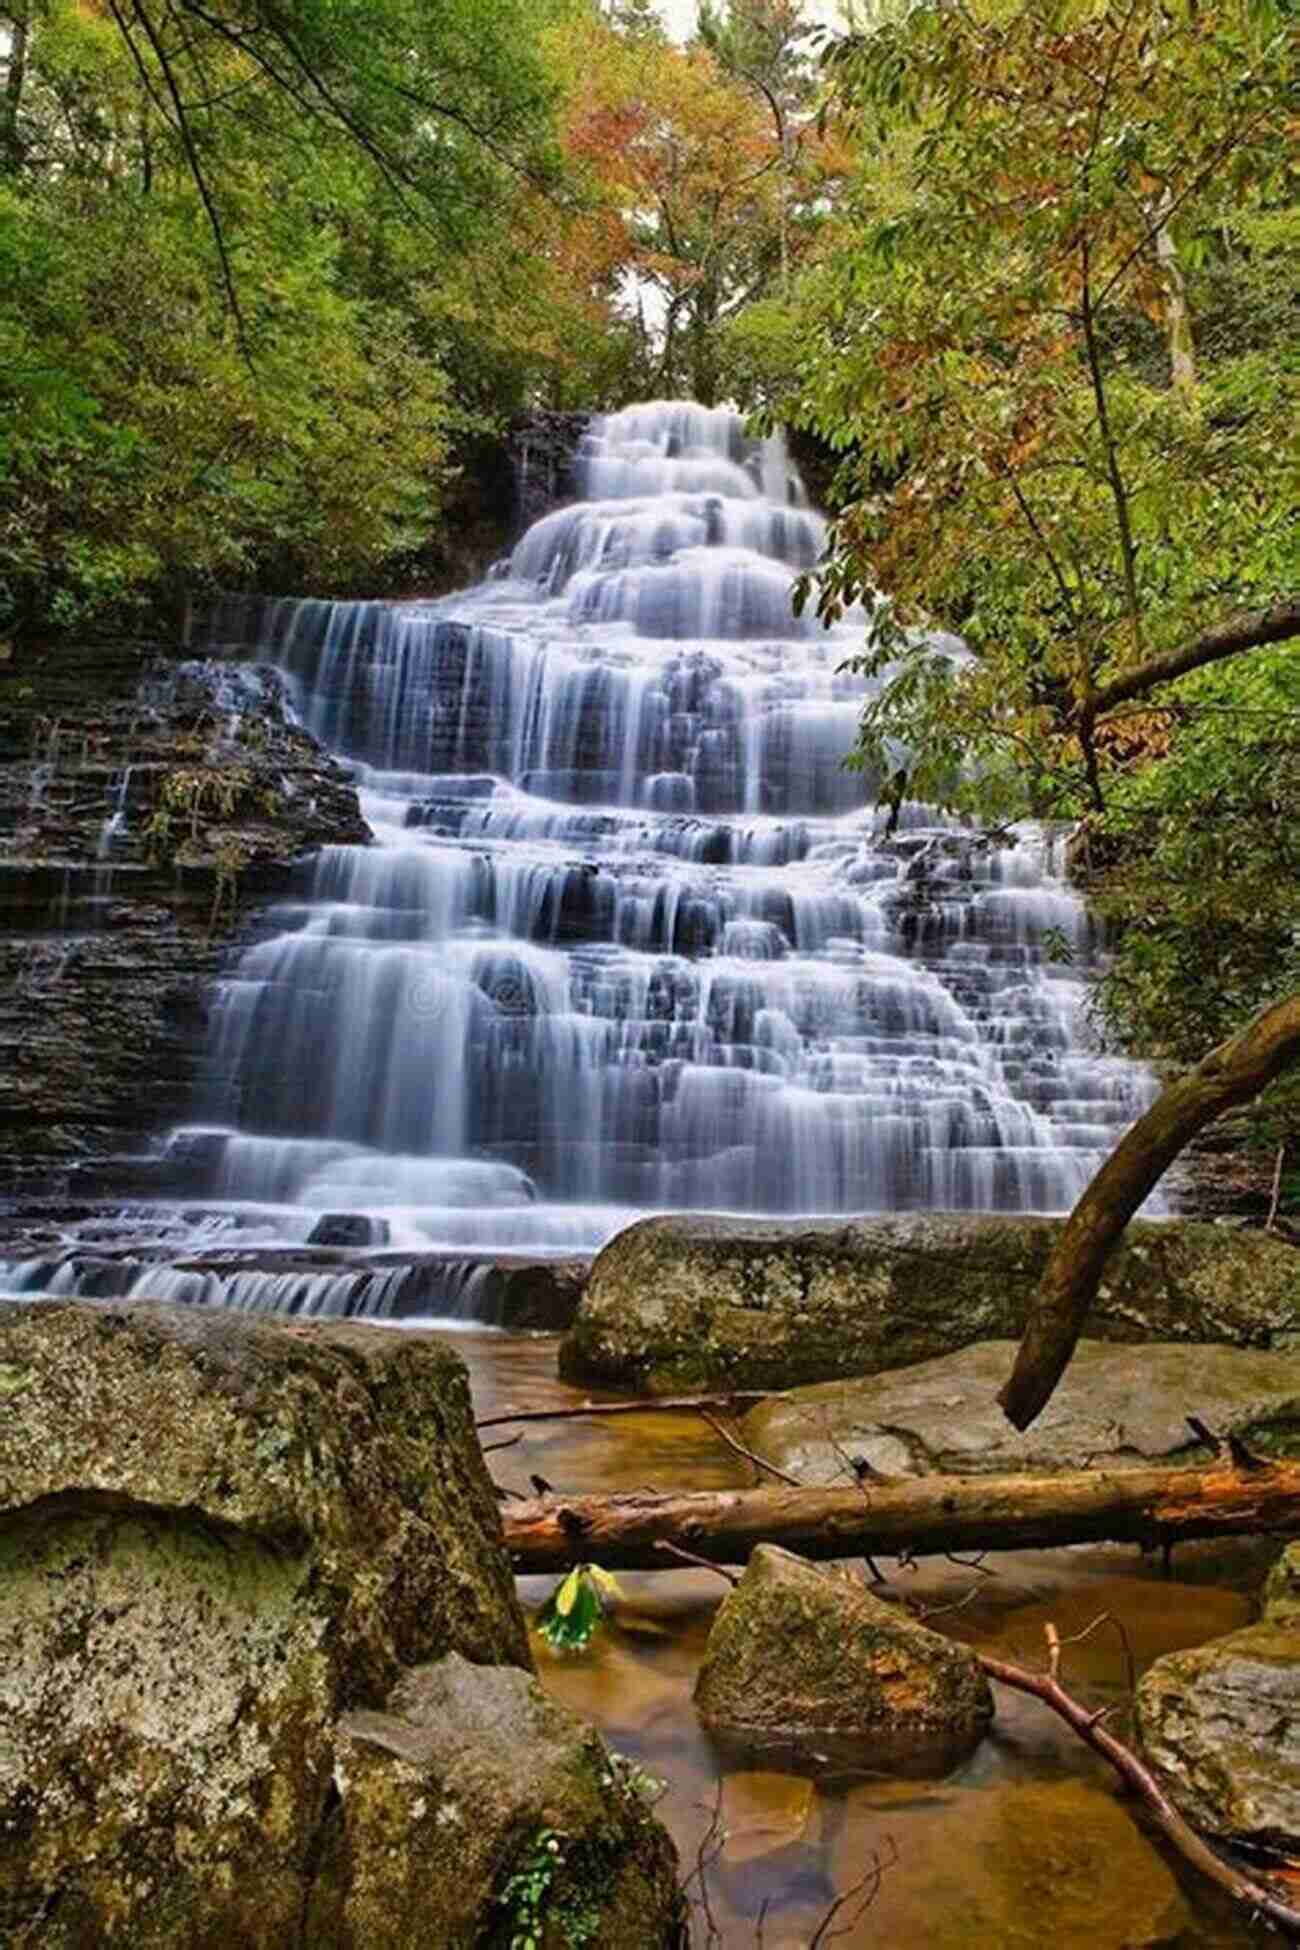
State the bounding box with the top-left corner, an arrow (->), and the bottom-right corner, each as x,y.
307,1651 -> 683,1947
559,1213 -> 1299,1393
1136,1543 -> 1300,1860
0,1300 -> 534,1945
739,1339 -> 1300,1482
693,1544 -> 993,1768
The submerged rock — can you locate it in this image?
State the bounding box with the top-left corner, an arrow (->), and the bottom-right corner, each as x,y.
693,1544 -> 992,1768
0,1300 -> 529,1946
559,1213 -> 1300,1393
1136,1550 -> 1300,1862
740,1339 -> 1300,1482
308,1652 -> 682,1947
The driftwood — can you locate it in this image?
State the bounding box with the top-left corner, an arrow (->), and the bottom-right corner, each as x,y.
500,1453 -> 1300,1574
980,1646 -> 1300,1939
476,1390 -> 771,1431
1000,992 -> 1300,1430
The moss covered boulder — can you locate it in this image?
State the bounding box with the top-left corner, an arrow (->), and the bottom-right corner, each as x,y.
740,1339 -> 1300,1482
1135,1549 -> 1300,1861
559,1213 -> 1300,1393
307,1652 -> 683,1947
693,1545 -> 992,1769
0,1300 -> 530,1947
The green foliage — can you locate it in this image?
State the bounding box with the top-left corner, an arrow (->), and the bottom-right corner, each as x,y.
1084,649 -> 1300,1139
536,1563 -> 624,1653
771,0 -> 1298,814
751,0 -> 1299,1099
0,0 -> 644,634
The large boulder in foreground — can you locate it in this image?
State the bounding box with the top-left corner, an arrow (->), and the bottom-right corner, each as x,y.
1136,1545 -> 1300,1861
308,1652 -> 683,1947
559,1213 -> 1299,1393
693,1544 -> 992,1769
740,1339 -> 1300,1483
0,1300 -> 529,1947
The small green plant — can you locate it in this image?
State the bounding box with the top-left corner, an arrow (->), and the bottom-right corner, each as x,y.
496,1826 -> 606,1950
1040,925 -> 1075,966
601,1752 -> 666,1807
535,1564 -> 624,1653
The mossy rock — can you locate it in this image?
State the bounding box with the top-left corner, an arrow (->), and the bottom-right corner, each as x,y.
693,1545 -> 992,1770
1135,1548 -> 1300,1861
306,1653 -> 684,1948
0,1301 -> 530,1946
559,1213 -> 1300,1394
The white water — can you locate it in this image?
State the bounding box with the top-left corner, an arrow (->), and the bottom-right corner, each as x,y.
1,403 -> 1157,1317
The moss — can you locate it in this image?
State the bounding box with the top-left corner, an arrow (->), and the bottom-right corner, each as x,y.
0,1304 -> 532,1945
694,1546 -> 992,1770
560,1214 -> 1300,1394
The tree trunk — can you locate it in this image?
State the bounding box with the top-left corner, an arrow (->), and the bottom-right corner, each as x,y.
1000,993 -> 1300,1430
499,1453 -> 1300,1573
2,0 -> 30,171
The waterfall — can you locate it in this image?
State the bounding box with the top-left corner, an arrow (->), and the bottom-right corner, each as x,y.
1,402 -> 1158,1318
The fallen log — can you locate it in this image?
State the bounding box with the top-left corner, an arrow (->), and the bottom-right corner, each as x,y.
500,1454 -> 1300,1574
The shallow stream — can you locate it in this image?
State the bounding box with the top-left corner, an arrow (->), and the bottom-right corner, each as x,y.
465,1333 -> 1279,1949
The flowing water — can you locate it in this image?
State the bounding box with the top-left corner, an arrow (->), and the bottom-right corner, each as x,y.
5,400 -> 1157,1312
468,1338 -> 1273,1950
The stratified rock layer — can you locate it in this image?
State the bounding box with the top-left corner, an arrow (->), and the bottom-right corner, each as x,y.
308,1652 -> 682,1948
1136,1544 -> 1300,1861
741,1339 -> 1300,1483
560,1213 -> 1300,1393
693,1544 -> 992,1768
0,644 -> 368,1194
0,1300 -> 528,1946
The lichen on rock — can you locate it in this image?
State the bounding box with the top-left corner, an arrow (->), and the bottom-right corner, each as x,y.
559,1212 -> 1300,1394
0,1300 -> 530,1946
1135,1542 -> 1300,1862
307,1652 -> 683,1948
693,1544 -> 993,1770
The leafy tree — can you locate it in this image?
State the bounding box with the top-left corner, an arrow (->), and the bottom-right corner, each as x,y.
557,2 -> 843,401
755,0 -> 1299,1204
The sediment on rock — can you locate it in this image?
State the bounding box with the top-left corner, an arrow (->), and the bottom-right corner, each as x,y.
740,1339 -> 1300,1483
1136,1543 -> 1300,1862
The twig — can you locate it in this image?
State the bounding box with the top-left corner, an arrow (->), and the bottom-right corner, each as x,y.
1268,1143 -> 1286,1232
653,1540 -> 740,1586
1051,1612 -> 1137,1696
807,1838 -> 898,1946
978,1652 -> 1300,1938
696,1409 -> 802,1488
480,1432 -> 522,1454
476,1390 -> 772,1431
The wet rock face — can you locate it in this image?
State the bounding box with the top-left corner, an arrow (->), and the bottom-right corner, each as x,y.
559,1213 -> 1300,1394
1136,1549 -> 1300,1862
508,410 -> 592,534
693,1545 -> 993,1768
308,1653 -> 683,1948
0,640 -> 369,1194
0,1301 -> 529,1946
741,1340 -> 1300,1482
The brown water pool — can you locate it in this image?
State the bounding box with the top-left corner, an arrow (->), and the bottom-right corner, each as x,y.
462,1333 -> 1286,1948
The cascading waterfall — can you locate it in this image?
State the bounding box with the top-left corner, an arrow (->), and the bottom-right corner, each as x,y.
2,402 -> 1158,1321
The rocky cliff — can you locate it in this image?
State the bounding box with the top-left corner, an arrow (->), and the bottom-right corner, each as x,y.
0,637 -> 369,1196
